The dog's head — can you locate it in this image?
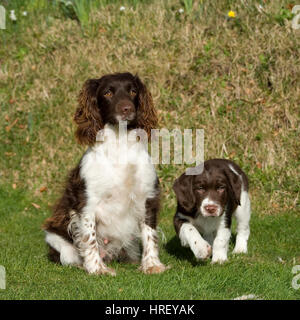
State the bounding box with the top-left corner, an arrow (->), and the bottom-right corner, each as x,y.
74,72 -> 157,145
173,160 -> 242,217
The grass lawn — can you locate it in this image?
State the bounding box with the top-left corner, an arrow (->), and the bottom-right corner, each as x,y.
0,0 -> 299,299
0,185 -> 299,299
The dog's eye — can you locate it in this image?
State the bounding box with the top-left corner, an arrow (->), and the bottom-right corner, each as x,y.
130,89 -> 137,97
217,186 -> 225,193
104,90 -> 113,98
196,187 -> 206,194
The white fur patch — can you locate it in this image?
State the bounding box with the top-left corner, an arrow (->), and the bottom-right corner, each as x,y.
140,223 -> 166,272
179,222 -> 212,260
45,231 -> 82,266
65,124 -> 163,274
200,197 -> 222,217
233,190 -> 251,254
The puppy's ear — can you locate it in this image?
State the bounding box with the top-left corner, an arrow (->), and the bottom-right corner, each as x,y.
173,173 -> 196,213
135,75 -> 158,137
223,167 -> 242,206
74,78 -> 103,146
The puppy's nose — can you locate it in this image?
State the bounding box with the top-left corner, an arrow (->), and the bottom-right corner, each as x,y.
204,204 -> 218,215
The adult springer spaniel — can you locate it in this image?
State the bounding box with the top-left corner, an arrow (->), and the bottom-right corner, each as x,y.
173,159 -> 251,263
43,72 -> 167,275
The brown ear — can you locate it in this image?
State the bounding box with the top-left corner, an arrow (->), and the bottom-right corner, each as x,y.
173,173 -> 196,213
135,75 -> 158,137
74,79 -> 103,146
223,167 -> 242,206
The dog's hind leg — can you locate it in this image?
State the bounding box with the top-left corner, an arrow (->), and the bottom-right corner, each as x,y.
233,190 -> 251,254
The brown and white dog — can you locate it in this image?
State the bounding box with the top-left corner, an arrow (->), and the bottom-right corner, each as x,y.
42,72 -> 167,275
173,159 -> 251,263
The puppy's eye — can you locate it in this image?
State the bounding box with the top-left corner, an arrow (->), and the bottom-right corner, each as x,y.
217,186 -> 225,193
196,187 -> 206,194
130,89 -> 137,97
104,90 -> 113,98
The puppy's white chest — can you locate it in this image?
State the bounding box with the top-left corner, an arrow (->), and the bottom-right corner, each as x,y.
194,215 -> 221,237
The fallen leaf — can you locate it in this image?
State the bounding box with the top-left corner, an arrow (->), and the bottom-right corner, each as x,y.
256,162 -> 262,169
234,294 -> 258,300
5,152 -> 16,157
40,186 -> 47,193
272,203 -> 279,209
31,203 -> 40,209
5,118 -> 19,132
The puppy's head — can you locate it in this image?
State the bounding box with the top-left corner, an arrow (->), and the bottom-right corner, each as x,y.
173,160 -> 242,217
74,72 -> 157,146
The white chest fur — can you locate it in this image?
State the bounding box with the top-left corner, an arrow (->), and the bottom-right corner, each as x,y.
79,125 -> 157,255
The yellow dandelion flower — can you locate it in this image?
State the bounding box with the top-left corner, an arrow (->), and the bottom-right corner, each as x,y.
228,10 -> 236,18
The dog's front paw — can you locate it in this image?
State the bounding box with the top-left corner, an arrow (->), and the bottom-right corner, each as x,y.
233,241 -> 248,254
95,266 -> 116,276
192,241 -> 212,260
84,262 -> 116,276
211,251 -> 228,264
140,261 -> 169,274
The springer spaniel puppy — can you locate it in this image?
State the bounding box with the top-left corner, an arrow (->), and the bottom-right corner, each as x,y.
173,159 -> 251,263
43,72 -> 167,275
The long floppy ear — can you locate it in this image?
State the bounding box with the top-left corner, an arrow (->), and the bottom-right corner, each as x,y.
173,173 -> 196,213
135,75 -> 158,137
223,167 -> 242,206
74,78 -> 103,146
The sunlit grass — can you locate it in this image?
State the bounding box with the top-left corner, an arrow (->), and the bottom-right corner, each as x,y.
0,0 -> 299,299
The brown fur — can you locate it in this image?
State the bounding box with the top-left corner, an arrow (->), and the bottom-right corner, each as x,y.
134,75 -> 158,137
42,72 -> 160,268
145,177 -> 160,229
173,159 -> 249,232
73,73 -> 157,146
74,79 -> 103,146
42,163 -> 86,242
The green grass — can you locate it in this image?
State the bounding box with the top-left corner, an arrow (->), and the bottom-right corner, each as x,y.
0,0 -> 299,299
0,184 -> 299,300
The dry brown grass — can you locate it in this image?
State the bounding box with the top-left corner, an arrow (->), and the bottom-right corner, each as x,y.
1,0 -> 299,217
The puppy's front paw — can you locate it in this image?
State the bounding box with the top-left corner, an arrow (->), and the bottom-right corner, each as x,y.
192,241 -> 212,260
211,251 -> 228,264
233,241 -> 248,254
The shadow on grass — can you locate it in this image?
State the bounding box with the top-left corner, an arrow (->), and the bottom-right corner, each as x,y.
165,235 -> 209,267
165,234 -> 238,267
